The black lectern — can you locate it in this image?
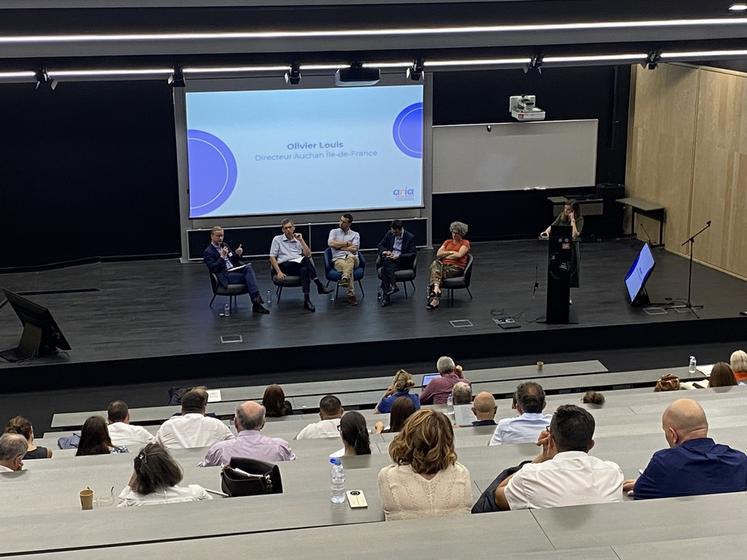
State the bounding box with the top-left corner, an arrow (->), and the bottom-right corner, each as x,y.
546,225 -> 572,324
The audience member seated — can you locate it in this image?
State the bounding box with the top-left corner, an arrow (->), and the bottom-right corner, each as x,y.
77,416 -> 128,456
654,373 -> 680,392
491,405 -> 623,511
582,391 -> 605,406
420,356 -> 470,405
489,382 -> 552,446
452,382 -> 472,405
0,433 -> 28,472
156,389 -> 233,449
295,395 -> 344,439
682,362 -> 737,390
200,401 -> 295,466
471,392 -> 498,427
378,410 -> 472,520
333,411 -> 371,457
375,396 -> 417,434
5,416 -> 52,459
374,369 -> 421,414
730,350 -> 747,383
262,384 -> 293,417
623,398 -> 747,500
107,401 -> 155,449
119,443 -> 212,507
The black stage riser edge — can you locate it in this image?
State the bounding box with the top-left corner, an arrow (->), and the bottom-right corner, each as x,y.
2,316 -> 746,393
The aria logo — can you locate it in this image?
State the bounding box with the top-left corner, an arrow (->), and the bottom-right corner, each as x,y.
393,187 -> 415,201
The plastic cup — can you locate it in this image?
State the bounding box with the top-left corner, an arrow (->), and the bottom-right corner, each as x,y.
537,361 -> 544,371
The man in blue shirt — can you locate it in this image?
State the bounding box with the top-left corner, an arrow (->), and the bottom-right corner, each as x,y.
624,398 -> 747,499
489,382 -> 552,445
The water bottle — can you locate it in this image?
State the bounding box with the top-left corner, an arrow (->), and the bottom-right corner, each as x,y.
330,457 -> 345,504
266,289 -> 272,307
689,355 -> 697,374
223,303 -> 230,317
446,393 -> 454,415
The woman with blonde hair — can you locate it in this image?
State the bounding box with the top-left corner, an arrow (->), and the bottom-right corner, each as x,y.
374,369 -> 421,414
377,409 -> 472,520
730,350 -> 747,383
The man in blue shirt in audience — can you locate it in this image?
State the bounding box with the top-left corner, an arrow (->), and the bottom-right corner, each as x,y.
490,382 -> 552,445
624,398 -> 747,499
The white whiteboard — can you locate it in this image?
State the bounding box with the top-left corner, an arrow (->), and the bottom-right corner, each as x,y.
432,119 -> 598,193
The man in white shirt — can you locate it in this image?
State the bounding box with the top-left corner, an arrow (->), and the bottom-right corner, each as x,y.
0,433 -> 27,472
156,389 -> 234,449
327,214 -> 361,305
490,382 -> 553,445
270,218 -> 332,312
107,400 -> 156,449
295,395 -> 344,439
493,404 -> 623,510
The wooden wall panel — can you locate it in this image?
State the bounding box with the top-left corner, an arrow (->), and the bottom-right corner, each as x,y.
626,64 -> 699,252
691,70 -> 747,278
627,63 -> 747,280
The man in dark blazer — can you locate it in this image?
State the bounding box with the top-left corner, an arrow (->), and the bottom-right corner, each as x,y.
203,226 -> 269,314
376,219 -> 416,307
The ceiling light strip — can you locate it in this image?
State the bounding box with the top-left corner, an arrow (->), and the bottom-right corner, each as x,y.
0,18 -> 746,43
0,71 -> 36,78
183,65 -> 290,73
544,54 -> 648,63
47,68 -> 173,77
425,58 -> 529,67
661,50 -> 747,59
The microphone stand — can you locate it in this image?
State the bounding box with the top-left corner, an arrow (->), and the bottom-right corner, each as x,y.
678,220 -> 711,317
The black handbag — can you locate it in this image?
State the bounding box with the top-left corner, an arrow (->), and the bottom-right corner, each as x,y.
220,457 -> 284,497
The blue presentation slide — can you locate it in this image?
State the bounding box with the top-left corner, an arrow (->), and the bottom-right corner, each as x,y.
185,85 -> 423,217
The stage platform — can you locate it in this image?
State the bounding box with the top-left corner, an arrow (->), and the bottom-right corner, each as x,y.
1,239 -> 746,391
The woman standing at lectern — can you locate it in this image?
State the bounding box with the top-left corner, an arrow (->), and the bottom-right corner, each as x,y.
540,200 -> 584,291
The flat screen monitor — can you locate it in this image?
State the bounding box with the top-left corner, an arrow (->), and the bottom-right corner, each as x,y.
624,243 -> 656,305
0,289 -> 71,362
421,373 -> 439,387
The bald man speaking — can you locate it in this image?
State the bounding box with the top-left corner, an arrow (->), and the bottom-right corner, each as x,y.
624,398 -> 747,500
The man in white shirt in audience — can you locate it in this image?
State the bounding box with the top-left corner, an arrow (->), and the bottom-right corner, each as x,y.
200,401 -> 295,466
107,400 -> 156,449
493,404 -> 623,510
328,213 -> 361,305
490,382 -> 552,445
0,433 -> 27,472
295,395 -> 343,439
156,389 -> 234,449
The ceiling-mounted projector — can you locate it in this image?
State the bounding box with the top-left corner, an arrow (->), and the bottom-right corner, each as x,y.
509,94 -> 546,121
335,64 -> 380,87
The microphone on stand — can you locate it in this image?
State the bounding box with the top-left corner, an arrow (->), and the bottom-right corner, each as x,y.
640,221 -> 654,246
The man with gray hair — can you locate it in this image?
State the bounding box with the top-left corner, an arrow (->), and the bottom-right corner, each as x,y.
200,401 -> 295,466
0,433 -> 28,472
420,356 -> 470,405
452,382 -> 472,405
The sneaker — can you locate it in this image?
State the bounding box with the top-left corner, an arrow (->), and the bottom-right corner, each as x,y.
380,294 -> 390,307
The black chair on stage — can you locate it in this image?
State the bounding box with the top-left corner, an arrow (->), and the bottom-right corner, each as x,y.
208,271 -> 248,312
270,265 -> 303,303
441,254 -> 474,305
376,254 -> 417,299
323,248 -> 366,299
